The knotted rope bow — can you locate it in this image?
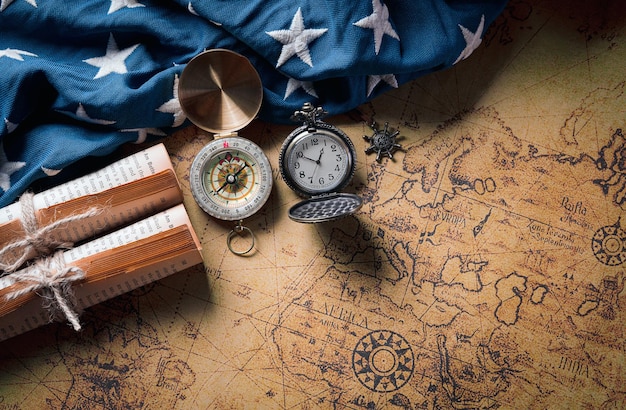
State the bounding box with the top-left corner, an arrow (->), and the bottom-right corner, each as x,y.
0,192 -> 102,273
5,251 -> 85,331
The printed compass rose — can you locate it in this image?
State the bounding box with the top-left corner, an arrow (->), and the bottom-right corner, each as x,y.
363,122 -> 404,162
592,217 -> 626,266
352,330 -> 414,393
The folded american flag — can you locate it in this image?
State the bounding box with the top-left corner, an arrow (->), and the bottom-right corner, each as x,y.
0,0 -> 506,206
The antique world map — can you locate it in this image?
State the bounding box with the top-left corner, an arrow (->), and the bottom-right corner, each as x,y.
1,1 -> 625,409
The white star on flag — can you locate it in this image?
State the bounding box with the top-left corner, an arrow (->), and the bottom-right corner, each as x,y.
284,78 -> 318,100
156,74 -> 186,127
108,0 -> 145,15
187,2 -> 199,16
83,33 -> 139,79
354,0 -> 399,55
367,74 -> 397,97
4,118 -> 18,133
75,103 -> 117,125
0,0 -> 36,12
0,143 -> 26,192
0,48 -> 37,61
266,8 -> 328,68
41,166 -> 62,177
122,127 -> 167,144
454,14 -> 485,64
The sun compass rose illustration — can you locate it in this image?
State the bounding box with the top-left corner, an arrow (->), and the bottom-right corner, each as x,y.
363,122 -> 404,162
592,217 -> 626,266
352,330 -> 414,393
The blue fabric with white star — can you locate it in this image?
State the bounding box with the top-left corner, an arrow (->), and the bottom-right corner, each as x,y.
0,0 -> 507,207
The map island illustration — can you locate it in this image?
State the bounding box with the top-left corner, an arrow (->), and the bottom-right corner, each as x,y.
1,1 -> 625,408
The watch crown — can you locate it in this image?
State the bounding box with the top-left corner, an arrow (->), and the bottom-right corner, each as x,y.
291,102 -> 327,131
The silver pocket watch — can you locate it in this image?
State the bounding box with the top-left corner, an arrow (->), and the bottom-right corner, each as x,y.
279,103 -> 362,223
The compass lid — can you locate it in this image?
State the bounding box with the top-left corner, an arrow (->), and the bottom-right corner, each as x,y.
288,193 -> 363,223
178,49 -> 263,134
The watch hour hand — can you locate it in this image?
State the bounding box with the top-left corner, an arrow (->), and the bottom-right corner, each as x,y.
301,148 -> 324,165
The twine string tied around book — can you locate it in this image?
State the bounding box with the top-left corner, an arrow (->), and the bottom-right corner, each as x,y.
5,251 -> 85,331
0,192 -> 103,273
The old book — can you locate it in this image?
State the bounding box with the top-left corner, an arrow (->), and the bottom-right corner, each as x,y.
0,204 -> 203,342
0,143 -> 183,272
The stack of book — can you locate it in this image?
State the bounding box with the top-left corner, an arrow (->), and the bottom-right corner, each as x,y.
0,144 -> 203,342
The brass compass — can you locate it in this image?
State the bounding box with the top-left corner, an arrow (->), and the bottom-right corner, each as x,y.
179,49 -> 272,254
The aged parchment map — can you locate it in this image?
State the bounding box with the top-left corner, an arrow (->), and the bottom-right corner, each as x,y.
1,1 -> 625,409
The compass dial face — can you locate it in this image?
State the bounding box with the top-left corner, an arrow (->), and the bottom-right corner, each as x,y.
190,137 -> 272,221
279,124 -> 356,197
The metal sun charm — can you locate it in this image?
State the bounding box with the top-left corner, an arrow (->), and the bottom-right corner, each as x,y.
363,122 -> 404,162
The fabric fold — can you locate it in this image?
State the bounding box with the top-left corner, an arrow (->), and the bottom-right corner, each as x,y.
0,0 -> 507,206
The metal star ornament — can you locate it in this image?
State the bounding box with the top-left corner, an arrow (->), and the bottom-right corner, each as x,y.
363,122 -> 404,162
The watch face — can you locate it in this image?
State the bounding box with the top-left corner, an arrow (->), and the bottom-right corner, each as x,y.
280,124 -> 356,197
190,137 -> 272,221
